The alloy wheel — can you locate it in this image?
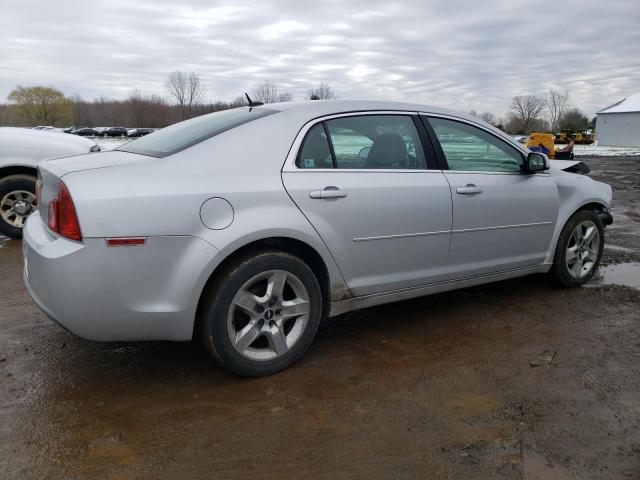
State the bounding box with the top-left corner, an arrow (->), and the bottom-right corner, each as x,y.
565,220 -> 600,279
227,269 -> 310,361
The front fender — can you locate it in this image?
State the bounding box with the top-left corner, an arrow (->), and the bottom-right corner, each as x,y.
544,170 -> 613,264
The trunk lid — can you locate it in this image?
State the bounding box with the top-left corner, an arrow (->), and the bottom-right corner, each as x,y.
37,150 -> 155,223
39,150 -> 154,177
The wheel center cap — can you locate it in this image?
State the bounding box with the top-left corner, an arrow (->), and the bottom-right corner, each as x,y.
264,309 -> 274,320
13,200 -> 31,215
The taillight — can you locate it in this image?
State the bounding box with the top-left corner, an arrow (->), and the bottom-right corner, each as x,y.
47,181 -> 82,241
48,200 -> 58,231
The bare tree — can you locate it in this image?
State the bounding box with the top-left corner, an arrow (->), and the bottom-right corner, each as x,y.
165,71 -> 206,119
559,107 -> 589,130
186,72 -> 205,112
545,89 -> 570,132
252,80 -> 293,104
508,95 -> 546,134
230,95 -> 248,107
478,111 -> 497,125
307,82 -> 336,100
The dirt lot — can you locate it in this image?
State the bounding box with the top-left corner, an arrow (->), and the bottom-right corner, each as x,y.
1,156 -> 639,479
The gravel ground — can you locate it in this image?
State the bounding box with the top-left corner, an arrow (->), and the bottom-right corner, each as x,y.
1,156 -> 639,479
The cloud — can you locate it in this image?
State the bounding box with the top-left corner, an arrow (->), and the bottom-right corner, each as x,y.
0,0 -> 638,116
260,20 -> 309,40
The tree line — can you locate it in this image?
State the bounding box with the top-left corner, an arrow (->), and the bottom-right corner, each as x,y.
468,89 -> 593,134
0,71 -> 589,134
0,72 -> 336,128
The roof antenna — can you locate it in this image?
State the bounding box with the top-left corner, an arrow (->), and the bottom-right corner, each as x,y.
244,92 -> 264,107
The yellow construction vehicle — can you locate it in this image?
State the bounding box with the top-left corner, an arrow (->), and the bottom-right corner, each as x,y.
576,130 -> 594,144
526,133 -> 556,158
527,132 -> 575,160
554,129 -> 573,144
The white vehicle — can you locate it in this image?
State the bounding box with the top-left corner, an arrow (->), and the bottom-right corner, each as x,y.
0,127 -> 99,237
23,100 -> 613,376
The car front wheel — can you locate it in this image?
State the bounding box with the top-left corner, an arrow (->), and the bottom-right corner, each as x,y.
199,250 -> 322,376
550,209 -> 604,287
0,175 -> 37,239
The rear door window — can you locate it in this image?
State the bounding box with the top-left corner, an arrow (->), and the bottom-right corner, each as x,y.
297,123 -> 334,169
296,115 -> 427,170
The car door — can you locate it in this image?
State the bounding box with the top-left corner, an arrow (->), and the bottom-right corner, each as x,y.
282,113 -> 452,297
423,115 -> 559,279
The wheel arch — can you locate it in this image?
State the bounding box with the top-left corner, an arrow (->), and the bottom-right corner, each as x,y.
193,236 -> 333,339
545,199 -> 611,265
574,201 -> 609,215
0,165 -> 38,180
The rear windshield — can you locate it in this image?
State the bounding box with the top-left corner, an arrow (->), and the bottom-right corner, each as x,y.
118,107 -> 277,157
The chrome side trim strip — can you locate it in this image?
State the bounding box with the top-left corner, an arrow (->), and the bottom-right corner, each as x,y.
353,230 -> 450,242
352,221 -> 551,242
452,221 -> 552,234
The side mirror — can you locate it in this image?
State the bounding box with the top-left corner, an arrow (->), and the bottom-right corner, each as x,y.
525,151 -> 549,173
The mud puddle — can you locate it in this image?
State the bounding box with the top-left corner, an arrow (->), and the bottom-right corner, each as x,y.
590,262 -> 640,289
604,244 -> 635,253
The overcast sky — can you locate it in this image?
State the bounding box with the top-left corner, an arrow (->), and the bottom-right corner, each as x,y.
1,0 -> 638,116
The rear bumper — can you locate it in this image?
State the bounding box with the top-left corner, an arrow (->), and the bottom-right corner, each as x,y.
22,211 -> 219,341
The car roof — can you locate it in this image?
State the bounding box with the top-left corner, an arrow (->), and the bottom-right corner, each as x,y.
266,99 -> 464,118
262,100 -> 516,148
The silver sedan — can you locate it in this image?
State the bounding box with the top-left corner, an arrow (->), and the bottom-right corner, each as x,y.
22,100 -> 613,376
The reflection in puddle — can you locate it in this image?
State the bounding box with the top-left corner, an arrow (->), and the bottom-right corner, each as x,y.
590,263 -> 640,289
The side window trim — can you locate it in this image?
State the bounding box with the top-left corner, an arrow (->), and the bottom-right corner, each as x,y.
288,111 -> 448,172
414,114 -> 444,170
420,114 -> 526,173
322,121 -> 338,169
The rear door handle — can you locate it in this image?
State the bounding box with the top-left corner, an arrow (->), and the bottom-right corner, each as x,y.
309,187 -> 348,199
456,184 -> 483,195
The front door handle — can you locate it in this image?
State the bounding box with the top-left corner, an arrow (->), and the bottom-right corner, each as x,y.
309,187 -> 348,199
456,184 -> 483,195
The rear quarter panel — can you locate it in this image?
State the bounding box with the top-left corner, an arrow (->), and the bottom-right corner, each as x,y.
61,113 -> 350,305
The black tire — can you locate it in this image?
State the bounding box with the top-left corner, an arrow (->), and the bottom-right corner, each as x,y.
199,249 -> 322,376
0,174 -> 37,239
550,209 -> 604,287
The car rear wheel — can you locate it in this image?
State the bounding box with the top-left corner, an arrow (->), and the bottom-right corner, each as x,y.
550,209 -> 604,287
199,250 -> 322,376
0,175 -> 37,239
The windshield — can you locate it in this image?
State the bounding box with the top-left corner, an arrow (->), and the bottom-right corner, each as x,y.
118,107 -> 277,158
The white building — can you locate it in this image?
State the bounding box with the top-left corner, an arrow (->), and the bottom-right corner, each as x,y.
595,94 -> 640,146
